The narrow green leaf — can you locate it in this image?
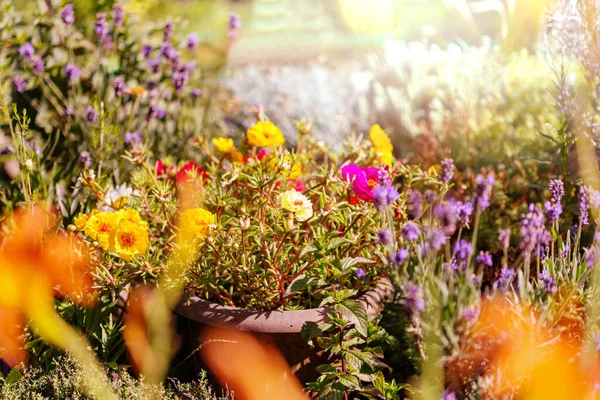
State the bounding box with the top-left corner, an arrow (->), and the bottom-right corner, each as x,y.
335,299 -> 368,337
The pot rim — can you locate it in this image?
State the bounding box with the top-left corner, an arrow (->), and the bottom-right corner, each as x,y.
175,277 -> 394,333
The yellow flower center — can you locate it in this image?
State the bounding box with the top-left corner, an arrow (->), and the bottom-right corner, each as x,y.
367,179 -> 377,188
293,200 -> 304,206
98,222 -> 112,233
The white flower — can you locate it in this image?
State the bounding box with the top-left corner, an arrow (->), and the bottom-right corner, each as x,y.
279,189 -> 313,222
101,184 -> 140,211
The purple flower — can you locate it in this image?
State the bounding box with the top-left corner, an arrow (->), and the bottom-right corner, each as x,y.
80,151 -> 92,168
186,33 -> 199,51
476,251 -> 493,267
113,78 -> 125,97
125,132 -> 142,148
86,106 -> 98,124
462,306 -> 479,321
393,247 -> 409,265
407,189 -> 423,219
160,42 -> 179,64
95,13 -> 112,49
580,187 -> 589,226
141,44 -> 153,58
519,204 -> 550,257
373,184 -> 399,212
495,267 -> 515,291
171,68 -> 189,93
156,107 -> 166,119
356,268 -> 366,280
423,189 -> 437,203
434,202 -> 457,235
32,56 -> 45,75
544,200 -> 562,222
453,240 -> 472,265
422,228 -> 446,257
191,88 -> 202,98
377,229 -> 392,245
164,21 -> 174,41
13,76 -> 26,93
586,246 -> 598,267
454,200 -> 473,227
440,158 -> 454,183
498,228 -> 510,249
146,104 -> 165,121
539,270 -> 557,293
402,283 -> 424,313
401,222 -> 421,241
65,63 -> 80,81
19,42 -> 35,59
146,57 -> 161,73
228,13 -> 242,38
113,4 -> 125,28
442,390 -> 457,400
591,188 -> 600,209
66,107 -> 73,116
473,173 -> 495,211
549,179 -> 564,204
60,3 -> 75,25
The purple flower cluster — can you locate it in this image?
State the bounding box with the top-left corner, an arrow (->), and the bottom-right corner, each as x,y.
401,222 -> 420,241
60,3 -> 75,25
442,391 -> 457,400
454,200 -> 473,227
187,33 -> 200,52
473,173 -> 495,211
476,251 -> 493,267
495,267 -> 515,291
125,132 -> 142,148
13,76 -> 26,93
377,229 -> 392,245
18,42 -> 44,75
407,189 -> 422,219
95,13 -> 112,50
86,106 -> 98,124
392,247 -> 409,265
421,228 -> 446,257
113,78 -> 125,97
228,13 -> 242,38
434,202 -> 457,235
453,240 -> 472,266
402,283 -> 424,313
519,204 -> 550,257
80,151 -> 92,168
146,104 -> 166,121
164,21 -> 174,41
539,270 -> 557,293
113,4 -> 125,28
440,158 -> 454,183
498,228 -> 510,249
462,306 -> 480,321
373,184 -> 399,212
544,179 -> 564,221
65,63 -> 80,81
580,186 -> 589,226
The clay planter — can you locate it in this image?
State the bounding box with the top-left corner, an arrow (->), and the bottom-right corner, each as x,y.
174,278 -> 394,384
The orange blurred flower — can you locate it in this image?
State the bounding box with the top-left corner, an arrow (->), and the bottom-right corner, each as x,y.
0,205 -> 94,366
201,327 -> 306,400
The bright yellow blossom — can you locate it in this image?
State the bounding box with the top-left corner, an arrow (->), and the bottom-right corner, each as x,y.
269,154 -> 302,179
179,208 -> 215,239
74,213 -> 89,231
213,137 -> 235,154
109,220 -> 150,260
84,212 -> 119,249
247,121 -> 285,148
279,189 -> 313,222
117,208 -> 148,229
369,124 -> 393,153
230,150 -> 244,163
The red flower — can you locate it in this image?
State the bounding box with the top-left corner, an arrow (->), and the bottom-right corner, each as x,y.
155,160 -> 168,176
176,161 -> 207,183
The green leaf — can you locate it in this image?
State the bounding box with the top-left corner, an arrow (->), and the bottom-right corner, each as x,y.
5,368 -> 23,384
326,237 -> 351,251
335,299 -> 368,337
338,374 -> 361,390
315,364 -> 337,374
340,257 -> 375,271
301,321 -> 323,343
300,244 -> 317,258
333,289 -> 357,302
286,274 -> 316,296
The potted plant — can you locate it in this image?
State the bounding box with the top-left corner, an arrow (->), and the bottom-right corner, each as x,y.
169,122 -> 400,390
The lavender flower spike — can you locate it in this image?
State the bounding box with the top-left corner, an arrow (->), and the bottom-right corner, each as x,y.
440,158 -> 454,183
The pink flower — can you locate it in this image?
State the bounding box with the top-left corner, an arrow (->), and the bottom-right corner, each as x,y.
341,164 -> 383,202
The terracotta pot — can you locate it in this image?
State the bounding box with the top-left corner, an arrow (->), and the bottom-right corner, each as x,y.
174,278 -> 394,384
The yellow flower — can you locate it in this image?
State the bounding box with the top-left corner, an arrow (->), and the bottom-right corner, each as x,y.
247,121 -> 285,148
213,137 -> 235,154
279,189 -> 313,222
84,212 -> 119,249
269,154 -> 303,179
230,150 -> 244,163
127,86 -> 145,97
117,208 -> 148,229
109,220 -> 149,260
375,149 -> 394,167
179,208 -> 215,239
369,124 -> 393,153
73,213 -> 89,231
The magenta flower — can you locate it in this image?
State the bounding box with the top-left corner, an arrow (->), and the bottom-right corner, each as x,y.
341,164 -> 384,202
